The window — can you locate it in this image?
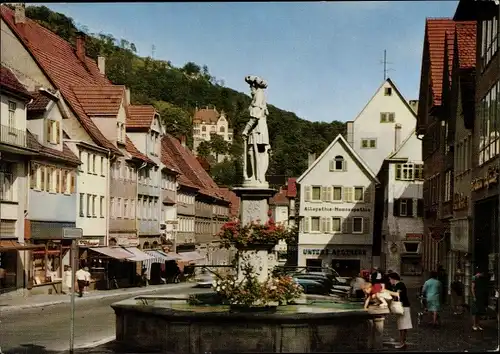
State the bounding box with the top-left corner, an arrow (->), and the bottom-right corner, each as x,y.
117,198 -> 122,218
478,82 -> 499,164
123,199 -> 128,218
86,194 -> 91,217
395,163 -> 414,181
100,157 -> 104,176
8,101 -> 16,128
354,187 -> 364,202
384,87 -> 392,96
45,120 -> 59,144
100,196 -> 105,218
111,197 -> 115,217
380,112 -> 395,123
62,170 -> 69,194
92,195 -> 96,217
40,166 -> 45,191
330,155 -> 345,171
444,170 -> 452,202
343,187 -> 354,202
352,217 -> 363,233
311,217 -> 320,232
0,162 -> 13,201
394,198 -> 413,217
333,186 -> 342,201
55,169 -> 61,193
481,15 -> 498,68
400,199 -> 408,216
220,126 -> 225,133
79,193 -> 85,217
311,186 -> 321,201
78,151 -> 83,171
87,154 -> 91,173
47,167 -> 53,192
332,217 -> 341,232
414,164 -> 424,181
92,155 -> 96,174
361,139 -> 376,149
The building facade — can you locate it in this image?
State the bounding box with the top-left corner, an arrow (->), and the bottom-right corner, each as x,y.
297,134 -> 379,277
192,106 -> 233,162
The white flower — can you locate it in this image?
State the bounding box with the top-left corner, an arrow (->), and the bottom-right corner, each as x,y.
212,280 -> 217,286
222,285 -> 226,290
216,286 -> 221,292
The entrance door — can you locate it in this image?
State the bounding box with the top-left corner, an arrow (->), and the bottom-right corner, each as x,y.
332,259 -> 361,278
306,259 -> 322,272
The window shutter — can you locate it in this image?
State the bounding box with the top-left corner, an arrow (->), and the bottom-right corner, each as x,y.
417,199 -> 424,217
342,217 -> 352,233
56,170 -> 61,193
320,217 -> 326,232
363,186 -> 372,203
304,217 -> 310,233
56,121 -> 61,143
70,172 -> 76,193
363,218 -> 370,234
342,160 -> 347,172
321,187 -> 328,201
62,171 -> 68,193
327,186 -> 333,202
407,198 -> 414,217
343,187 -> 353,202
30,163 -> 37,189
393,199 -> 400,216
304,186 -> 311,201
326,217 -> 332,233
46,120 -> 52,143
40,167 -> 45,191
329,160 -> 335,172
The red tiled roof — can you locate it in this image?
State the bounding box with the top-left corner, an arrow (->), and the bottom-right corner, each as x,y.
0,6 -> 121,155
72,85 -> 125,117
425,18 -> 475,107
270,188 -> 289,206
218,187 -> 240,217
125,136 -> 155,164
0,65 -> 31,99
161,134 -> 226,200
126,105 -> 156,130
286,177 -> 297,198
161,137 -> 199,190
196,156 -> 211,172
27,91 -> 52,112
193,107 -> 220,124
27,131 -> 81,165
456,22 -> 477,69
445,30 -> 455,84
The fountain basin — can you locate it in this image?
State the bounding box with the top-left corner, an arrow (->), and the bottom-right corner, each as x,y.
111,293 -> 389,353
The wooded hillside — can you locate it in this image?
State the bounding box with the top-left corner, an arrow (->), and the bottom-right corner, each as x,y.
20,5 -> 346,186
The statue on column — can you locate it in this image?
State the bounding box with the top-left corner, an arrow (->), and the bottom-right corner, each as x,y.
242,75 -> 270,186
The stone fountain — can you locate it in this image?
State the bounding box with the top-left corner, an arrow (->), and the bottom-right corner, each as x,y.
111,76 -> 389,353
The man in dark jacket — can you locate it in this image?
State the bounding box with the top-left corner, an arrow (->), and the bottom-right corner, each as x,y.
371,267 -> 383,286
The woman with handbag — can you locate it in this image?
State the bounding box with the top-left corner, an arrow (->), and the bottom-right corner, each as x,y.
388,272 -> 412,349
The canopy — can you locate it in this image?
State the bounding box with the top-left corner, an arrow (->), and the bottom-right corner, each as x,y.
177,251 -> 205,263
89,247 -> 133,260
123,247 -> 154,262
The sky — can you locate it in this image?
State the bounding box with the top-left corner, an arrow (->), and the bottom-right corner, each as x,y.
38,1 -> 459,123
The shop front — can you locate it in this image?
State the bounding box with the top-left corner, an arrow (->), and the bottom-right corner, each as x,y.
0,240 -> 42,294
299,245 -> 372,277
26,221 -> 82,295
449,217 -> 472,304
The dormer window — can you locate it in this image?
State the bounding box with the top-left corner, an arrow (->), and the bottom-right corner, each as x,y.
220,126 -> 225,133
384,87 -> 392,96
330,155 -> 346,172
202,126 -> 206,132
116,122 -> 125,144
46,119 -> 60,144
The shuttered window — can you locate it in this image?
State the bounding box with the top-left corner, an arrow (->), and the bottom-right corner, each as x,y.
310,217 -> 320,232
343,187 -> 354,202
352,217 -> 363,233
354,187 -> 364,202
30,162 -> 38,189
333,186 -> 342,201
332,217 -> 341,232
342,218 -> 352,233
304,186 -> 312,201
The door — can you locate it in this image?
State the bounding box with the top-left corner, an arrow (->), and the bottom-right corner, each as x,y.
332,259 -> 361,278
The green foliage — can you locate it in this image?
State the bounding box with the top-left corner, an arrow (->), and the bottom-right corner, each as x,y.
24,5 -> 346,184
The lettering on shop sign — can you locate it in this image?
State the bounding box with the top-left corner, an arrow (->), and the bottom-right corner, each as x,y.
77,239 -> 101,247
405,233 -> 423,240
304,206 -> 371,213
453,193 -> 468,211
470,166 -> 500,192
302,248 -> 367,256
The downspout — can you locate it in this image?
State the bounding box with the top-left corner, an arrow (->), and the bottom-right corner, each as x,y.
137,162 -> 148,241
105,150 -> 111,246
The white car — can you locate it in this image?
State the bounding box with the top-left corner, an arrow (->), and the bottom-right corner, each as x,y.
195,273 -> 215,288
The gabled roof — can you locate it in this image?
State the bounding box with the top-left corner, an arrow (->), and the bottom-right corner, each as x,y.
0,65 -> 32,100
286,177 -> 297,198
125,136 -> 155,165
27,91 -> 52,113
27,131 -> 81,165
269,188 -> 289,206
387,128 -> 417,160
218,187 -> 240,217
0,6 -> 121,155
348,78 -> 416,124
455,22 -> 477,69
72,85 -> 125,117
297,134 -> 380,184
193,107 -> 221,124
444,30 -> 455,84
126,105 -> 157,131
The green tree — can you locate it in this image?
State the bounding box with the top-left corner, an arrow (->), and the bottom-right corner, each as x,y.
182,62 -> 201,76
196,140 -> 212,159
210,134 -> 229,161
153,100 -> 192,140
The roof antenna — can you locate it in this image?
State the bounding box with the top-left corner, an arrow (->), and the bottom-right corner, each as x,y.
380,50 -> 395,80
151,45 -> 156,59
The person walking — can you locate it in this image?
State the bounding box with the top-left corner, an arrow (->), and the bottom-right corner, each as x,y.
471,267 -> 489,331
63,265 -> 72,294
75,266 -> 87,298
388,272 -> 412,349
422,271 -> 443,326
83,267 -> 91,294
450,275 -> 465,315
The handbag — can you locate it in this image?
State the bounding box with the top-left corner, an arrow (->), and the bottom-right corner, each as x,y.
390,300 -> 404,315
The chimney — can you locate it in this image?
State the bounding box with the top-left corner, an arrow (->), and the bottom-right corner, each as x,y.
394,123 -> 402,151
180,136 -> 186,147
125,88 -> 131,105
97,56 -> 106,75
14,4 -> 25,25
308,153 -> 316,168
75,32 -> 86,62
346,121 -> 354,147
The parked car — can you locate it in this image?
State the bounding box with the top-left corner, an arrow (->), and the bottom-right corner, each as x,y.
195,273 -> 215,288
293,278 -> 330,295
292,273 -> 351,292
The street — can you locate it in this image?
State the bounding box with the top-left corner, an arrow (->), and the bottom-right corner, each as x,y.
0,286 -> 207,354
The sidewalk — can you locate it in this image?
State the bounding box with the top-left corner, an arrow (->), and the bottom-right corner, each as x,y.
0,282 -> 195,312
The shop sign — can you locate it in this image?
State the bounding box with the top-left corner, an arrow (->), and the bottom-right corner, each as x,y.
304,206 -> 371,213
453,193 -> 469,211
63,227 -> 83,239
302,248 -> 367,256
470,178 -> 485,192
471,167 -> 500,192
77,239 -> 101,247
116,235 -> 139,247
487,166 -> 499,186
405,233 -> 423,240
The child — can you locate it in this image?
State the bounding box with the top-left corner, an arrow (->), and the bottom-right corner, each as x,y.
362,281 -> 394,309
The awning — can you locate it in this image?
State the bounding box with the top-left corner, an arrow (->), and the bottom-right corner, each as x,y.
144,250 -> 177,263
164,251 -> 183,260
123,247 -> 154,262
177,251 -> 205,263
0,240 -> 43,251
89,247 -> 133,259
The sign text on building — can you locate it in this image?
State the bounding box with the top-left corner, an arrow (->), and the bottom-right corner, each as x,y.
302,248 -> 367,256
304,206 -> 371,213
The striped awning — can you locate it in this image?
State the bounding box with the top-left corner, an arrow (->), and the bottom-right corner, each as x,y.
89,247 -> 132,259
144,250 -> 178,262
177,251 -> 205,263
123,247 -> 154,262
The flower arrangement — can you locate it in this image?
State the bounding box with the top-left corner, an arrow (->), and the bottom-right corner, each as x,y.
218,218 -> 296,249
211,261 -> 303,307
